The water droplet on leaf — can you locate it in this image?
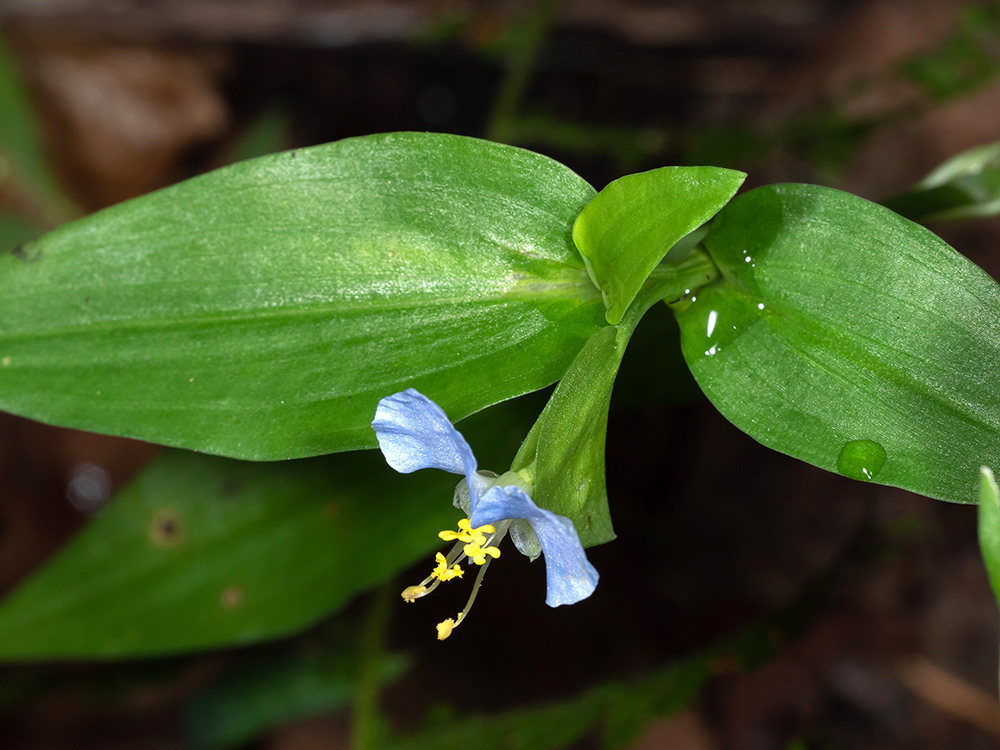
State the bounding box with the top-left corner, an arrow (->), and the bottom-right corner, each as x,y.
837,440 -> 886,481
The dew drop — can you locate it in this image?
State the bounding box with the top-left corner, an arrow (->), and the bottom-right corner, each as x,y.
837,440 -> 887,481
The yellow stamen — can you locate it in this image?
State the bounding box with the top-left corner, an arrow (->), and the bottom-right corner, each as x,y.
439,518 -> 495,545
430,552 -> 463,581
438,519 -> 500,567
436,617 -> 456,640
406,518 -> 511,640
464,541 -> 501,565
401,585 -> 427,603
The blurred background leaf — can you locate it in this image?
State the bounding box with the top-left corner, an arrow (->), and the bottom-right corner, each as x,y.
897,5 -> 1000,101
0,28 -> 75,225
978,466 -> 1000,606
0,390 -> 542,659
882,140 -> 1000,222
186,649 -> 409,750
0,211 -> 39,252
0,448 -> 460,658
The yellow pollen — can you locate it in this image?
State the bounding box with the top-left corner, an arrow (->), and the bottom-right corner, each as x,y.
430,552 -> 464,581
436,617 -> 456,640
401,585 -> 426,603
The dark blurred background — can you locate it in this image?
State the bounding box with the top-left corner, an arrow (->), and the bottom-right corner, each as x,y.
2,1 -> 1000,748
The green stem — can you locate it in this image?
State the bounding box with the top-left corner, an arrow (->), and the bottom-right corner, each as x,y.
629,247 -> 720,327
485,0 -> 564,143
351,582 -> 393,750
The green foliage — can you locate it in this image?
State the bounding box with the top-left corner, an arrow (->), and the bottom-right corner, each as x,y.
673,183 -> 1000,505
0,31 -> 73,223
223,107 -> 290,164
0,212 -> 39,252
0,133 -> 605,460
573,166 -> 745,324
978,466 -> 1000,604
514,249 -> 719,547
898,5 -> 1000,101
0,449 -> 460,658
384,657 -> 712,750
186,650 -> 409,749
499,113 -> 667,171
882,140 -> 1000,222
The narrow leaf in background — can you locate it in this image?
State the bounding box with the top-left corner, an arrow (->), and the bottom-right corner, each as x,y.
674,184 -> 1000,505
978,466 -> 1000,605
186,651 -> 409,750
0,29 -> 74,223
0,133 -> 605,460
573,166 -> 745,324
882,140 -> 1000,222
0,212 -> 39,253
977,466 -> 1000,695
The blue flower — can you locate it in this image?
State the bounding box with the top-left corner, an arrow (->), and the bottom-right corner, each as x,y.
372,388 -> 599,639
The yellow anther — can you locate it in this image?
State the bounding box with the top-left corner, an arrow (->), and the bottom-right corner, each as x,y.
431,552 -> 464,581
439,518 -> 496,545
401,585 -> 426,603
436,617 -> 456,640
464,541 -> 501,565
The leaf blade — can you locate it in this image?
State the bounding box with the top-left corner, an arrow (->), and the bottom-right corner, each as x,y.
573,166 -> 745,324
674,183 -> 1000,504
0,449 -> 459,659
0,133 -> 604,459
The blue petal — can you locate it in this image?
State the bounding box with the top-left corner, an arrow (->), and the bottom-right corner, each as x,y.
372,390 -> 478,492
470,486 -> 599,607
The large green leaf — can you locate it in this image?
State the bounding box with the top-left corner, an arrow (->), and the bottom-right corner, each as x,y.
0,133 -> 604,460
0,448 -> 460,659
572,166 -> 744,325
673,184 -> 1000,504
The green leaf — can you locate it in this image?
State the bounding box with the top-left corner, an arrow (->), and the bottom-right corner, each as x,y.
516,250 -> 719,547
0,211 -> 40,253
897,5 -> 1000,102
384,656 -> 712,750
881,141 -> 1000,222
0,133 -> 604,460
222,107 -> 289,164
572,166 -> 745,325
978,466 -> 1000,604
186,651 -> 409,750
0,30 -> 74,222
0,448 -> 460,659
673,184 -> 1000,505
